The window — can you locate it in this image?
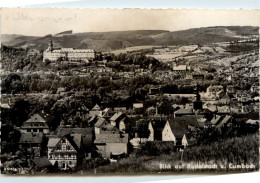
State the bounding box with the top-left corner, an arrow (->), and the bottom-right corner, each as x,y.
62,139 -> 66,143
27,129 -> 31,132
39,129 -> 43,132
66,146 -> 71,150
33,129 -> 37,132
69,161 -> 72,165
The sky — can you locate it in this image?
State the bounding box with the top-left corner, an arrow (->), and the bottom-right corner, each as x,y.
1,8 -> 259,36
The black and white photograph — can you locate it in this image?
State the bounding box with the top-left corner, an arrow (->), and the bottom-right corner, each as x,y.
0,8 -> 259,175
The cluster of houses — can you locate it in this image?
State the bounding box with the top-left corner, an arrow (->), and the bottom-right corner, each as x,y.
16,85 -> 254,171
17,104 -> 132,170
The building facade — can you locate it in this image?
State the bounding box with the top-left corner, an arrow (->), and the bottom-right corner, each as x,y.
47,134 -> 83,170
20,113 -> 50,134
43,40 -> 96,62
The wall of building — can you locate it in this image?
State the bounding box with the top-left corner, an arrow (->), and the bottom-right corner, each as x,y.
96,143 -> 127,158
20,128 -> 49,134
148,122 -> 154,141
49,159 -> 77,169
43,50 -> 95,62
162,122 -> 176,143
182,134 -> 188,147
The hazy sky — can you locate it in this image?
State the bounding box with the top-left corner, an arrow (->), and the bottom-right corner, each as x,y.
1,8 -> 259,36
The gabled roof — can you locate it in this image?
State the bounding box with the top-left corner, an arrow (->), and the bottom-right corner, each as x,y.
19,133 -> 43,144
25,113 -> 47,123
48,134 -> 82,152
92,104 -> 101,111
174,108 -> 193,114
102,108 -> 112,116
216,115 -> 232,128
101,124 -> 119,134
210,115 -> 222,125
89,111 -> 102,118
57,127 -> 92,136
47,137 -> 61,147
94,117 -> 107,128
57,127 -> 93,147
167,120 -> 188,139
110,112 -> 123,121
69,134 -> 82,150
169,116 -> 199,128
150,119 -> 167,132
94,133 -> 129,144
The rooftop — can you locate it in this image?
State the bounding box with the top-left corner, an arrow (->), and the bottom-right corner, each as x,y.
94,133 -> 129,144
110,112 -> 123,121
19,133 -> 43,144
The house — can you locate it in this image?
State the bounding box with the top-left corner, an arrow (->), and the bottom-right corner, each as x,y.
47,133 -> 84,170
133,103 -> 144,114
94,133 -> 129,158
75,105 -> 89,120
94,117 -> 118,134
148,119 -> 167,141
94,118 -> 108,134
56,127 -> 93,156
43,40 -> 95,62
109,112 -> 128,132
205,85 -> 224,99
102,108 -> 114,118
236,91 -> 251,102
20,112 -> 50,134
89,104 -> 103,118
133,103 -> 144,109
173,65 -> 189,72
161,116 -> 199,148
19,133 -> 44,157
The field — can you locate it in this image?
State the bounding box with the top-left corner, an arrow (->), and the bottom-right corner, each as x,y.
104,46 -> 156,55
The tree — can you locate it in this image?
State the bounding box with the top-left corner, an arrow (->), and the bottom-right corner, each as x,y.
136,123 -> 150,143
10,99 -> 30,127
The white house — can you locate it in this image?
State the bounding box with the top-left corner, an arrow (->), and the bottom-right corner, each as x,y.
20,112 -> 50,134
161,120 -> 188,147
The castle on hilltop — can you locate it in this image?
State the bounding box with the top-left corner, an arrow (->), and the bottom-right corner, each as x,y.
43,40 -> 96,62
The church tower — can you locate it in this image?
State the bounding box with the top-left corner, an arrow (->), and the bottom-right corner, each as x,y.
193,84 -> 203,110
48,40 -> 53,51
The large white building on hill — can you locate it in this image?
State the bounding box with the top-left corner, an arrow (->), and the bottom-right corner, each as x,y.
43,40 -> 96,62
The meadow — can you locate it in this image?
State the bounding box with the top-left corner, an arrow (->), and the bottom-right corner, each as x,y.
81,133 -> 259,174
